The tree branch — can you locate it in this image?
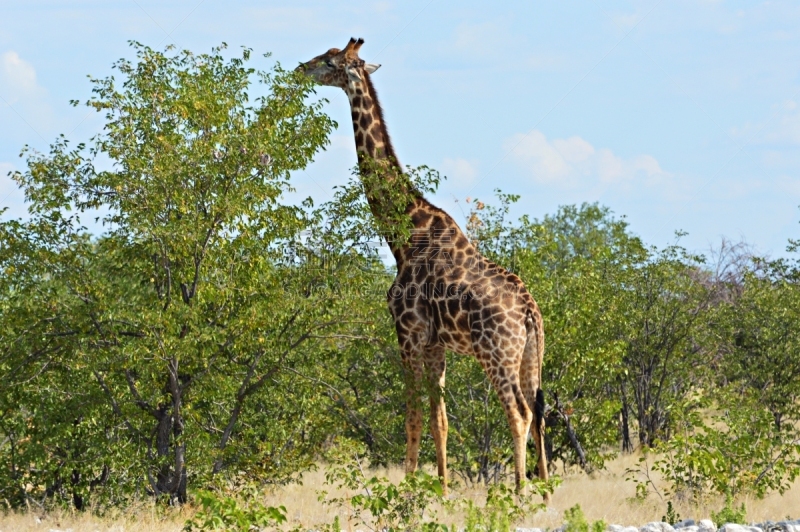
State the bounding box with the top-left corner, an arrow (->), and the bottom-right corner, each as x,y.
93,370 -> 138,435
125,369 -> 158,418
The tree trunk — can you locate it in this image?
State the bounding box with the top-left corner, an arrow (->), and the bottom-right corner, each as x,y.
552,393 -> 588,470
149,358 -> 188,504
620,384 -> 634,453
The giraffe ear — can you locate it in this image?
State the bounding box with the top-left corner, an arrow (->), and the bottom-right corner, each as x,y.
364,63 -> 381,74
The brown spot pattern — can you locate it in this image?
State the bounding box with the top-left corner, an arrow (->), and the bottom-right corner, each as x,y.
299,38 -> 550,503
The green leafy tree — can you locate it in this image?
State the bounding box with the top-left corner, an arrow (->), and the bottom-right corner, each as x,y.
0,41 -> 359,506
722,267 -> 800,433
617,242 -> 712,448
628,235 -> 800,501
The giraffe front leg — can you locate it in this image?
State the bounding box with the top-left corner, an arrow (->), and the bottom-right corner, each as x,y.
424,347 -> 448,496
402,354 -> 424,475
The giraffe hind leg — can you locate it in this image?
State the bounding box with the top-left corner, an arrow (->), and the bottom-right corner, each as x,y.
424,346 -> 448,496
503,376 -> 533,493
474,346 -> 532,493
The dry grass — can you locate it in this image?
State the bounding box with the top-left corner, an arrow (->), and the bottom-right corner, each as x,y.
263,452 -> 800,529
525,452 -> 800,528
3,452 -> 799,531
0,501 -> 188,532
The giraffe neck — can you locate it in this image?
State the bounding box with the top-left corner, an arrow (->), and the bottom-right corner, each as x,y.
344,73 -> 421,256
343,75 -> 480,276
345,72 -> 399,167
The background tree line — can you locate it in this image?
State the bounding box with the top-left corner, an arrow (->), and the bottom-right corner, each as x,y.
1,43 -> 799,510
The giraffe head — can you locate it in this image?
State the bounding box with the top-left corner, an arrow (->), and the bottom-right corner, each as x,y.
296,37 -> 381,90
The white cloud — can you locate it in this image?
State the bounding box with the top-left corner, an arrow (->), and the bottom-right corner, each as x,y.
504,130 -> 670,188
441,157 -> 478,188
0,50 -> 54,134
2,52 -> 36,88
1,51 -> 45,104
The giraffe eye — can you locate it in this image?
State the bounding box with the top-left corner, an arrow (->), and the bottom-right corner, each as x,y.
325,60 -> 335,68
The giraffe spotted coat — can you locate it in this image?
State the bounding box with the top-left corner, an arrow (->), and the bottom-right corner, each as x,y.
298,38 -> 549,500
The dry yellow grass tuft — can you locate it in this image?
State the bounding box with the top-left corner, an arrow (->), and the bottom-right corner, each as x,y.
3,452 -> 799,531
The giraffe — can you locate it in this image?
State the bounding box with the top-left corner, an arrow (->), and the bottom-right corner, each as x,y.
297,38 -> 549,500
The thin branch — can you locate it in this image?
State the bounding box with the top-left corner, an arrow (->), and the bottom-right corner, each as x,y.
755,437 -> 800,486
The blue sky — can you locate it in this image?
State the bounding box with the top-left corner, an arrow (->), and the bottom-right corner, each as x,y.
2,0 -> 800,257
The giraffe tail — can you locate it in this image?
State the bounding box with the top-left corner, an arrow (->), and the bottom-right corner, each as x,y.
534,388 -> 545,436
523,305 -> 549,497
522,307 -> 545,437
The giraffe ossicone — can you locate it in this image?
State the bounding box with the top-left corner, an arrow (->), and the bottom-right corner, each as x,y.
297,37 -> 550,501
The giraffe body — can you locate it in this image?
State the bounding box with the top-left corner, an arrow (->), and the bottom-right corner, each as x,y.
298,38 -> 549,500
